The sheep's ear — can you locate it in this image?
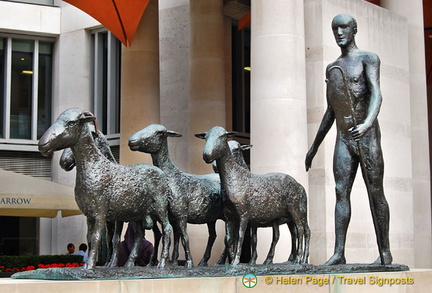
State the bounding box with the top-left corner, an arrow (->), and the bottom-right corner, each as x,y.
166,130 -> 182,138
79,111 -> 98,131
241,144 -> 253,151
79,111 -> 96,123
195,132 -> 207,139
226,132 -> 237,138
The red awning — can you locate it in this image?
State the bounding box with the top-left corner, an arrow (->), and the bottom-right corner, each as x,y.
64,0 -> 150,46
238,12 -> 251,31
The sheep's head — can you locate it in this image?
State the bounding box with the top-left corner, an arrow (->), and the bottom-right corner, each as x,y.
38,108 -> 96,156
212,140 -> 251,173
228,140 -> 252,169
128,124 -> 182,154
195,126 -> 236,164
228,141 -> 252,156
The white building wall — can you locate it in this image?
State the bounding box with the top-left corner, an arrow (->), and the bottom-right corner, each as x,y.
381,0 -> 432,269
0,1 -> 60,36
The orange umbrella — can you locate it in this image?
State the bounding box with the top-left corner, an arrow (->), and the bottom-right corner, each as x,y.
64,0 -> 150,46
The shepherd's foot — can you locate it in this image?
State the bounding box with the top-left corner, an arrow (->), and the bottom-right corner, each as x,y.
324,253 -> 346,265
373,251 -> 393,265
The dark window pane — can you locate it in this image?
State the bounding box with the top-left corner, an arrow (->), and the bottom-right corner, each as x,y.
102,32 -> 108,134
231,26 -> 251,134
0,216 -> 38,256
0,38 -> 4,138
37,41 -> 52,139
10,39 -> 33,139
112,37 -> 121,134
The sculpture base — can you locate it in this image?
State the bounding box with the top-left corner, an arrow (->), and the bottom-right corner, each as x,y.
11,263 -> 409,280
1,268 -> 430,293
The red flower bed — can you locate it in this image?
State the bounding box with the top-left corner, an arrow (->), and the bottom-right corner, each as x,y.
2,263 -> 84,272
0,255 -> 84,273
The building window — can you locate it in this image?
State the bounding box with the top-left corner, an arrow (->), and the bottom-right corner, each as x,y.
232,25 -> 250,135
231,25 -> 251,167
91,30 -> 121,144
0,216 -> 38,256
2,0 -> 59,6
0,36 -> 53,148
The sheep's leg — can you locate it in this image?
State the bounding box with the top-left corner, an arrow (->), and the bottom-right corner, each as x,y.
290,204 -> 310,264
178,219 -> 193,268
287,220 -> 298,263
291,214 -> 305,264
198,221 -> 217,266
148,223 -> 161,266
249,225 -> 258,265
171,225 -> 181,266
216,247 -> 228,265
232,215 -> 248,266
107,220 -> 123,267
86,217 -> 95,254
264,222 -> 280,265
215,221 -> 230,265
158,217 -> 172,269
125,221 -> 144,267
216,223 -> 230,265
85,214 -> 106,269
217,219 -> 238,264
216,220 -> 238,265
302,219 -> 311,264
103,221 -> 115,266
230,221 -> 240,263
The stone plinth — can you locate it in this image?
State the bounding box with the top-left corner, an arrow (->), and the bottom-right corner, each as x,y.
2,267 -> 431,293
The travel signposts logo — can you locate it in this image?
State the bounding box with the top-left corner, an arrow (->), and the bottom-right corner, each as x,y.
242,273 -> 258,288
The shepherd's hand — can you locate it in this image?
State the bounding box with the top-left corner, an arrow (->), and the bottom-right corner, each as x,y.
305,148 -> 317,171
349,124 -> 368,141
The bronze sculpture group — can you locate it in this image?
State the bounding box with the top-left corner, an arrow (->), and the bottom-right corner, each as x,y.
37,14 -> 393,272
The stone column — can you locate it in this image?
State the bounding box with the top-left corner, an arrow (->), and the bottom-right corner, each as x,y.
119,0 -> 160,165
381,0 -> 432,268
250,0 -> 308,263
188,0 -> 226,174
250,0 -> 308,181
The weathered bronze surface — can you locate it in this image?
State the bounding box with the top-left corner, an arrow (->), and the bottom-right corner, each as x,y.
129,124 -> 223,268
305,14 -> 392,265
196,126 -> 311,266
38,108 -> 173,269
59,131 -> 162,267
60,130 -> 121,266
